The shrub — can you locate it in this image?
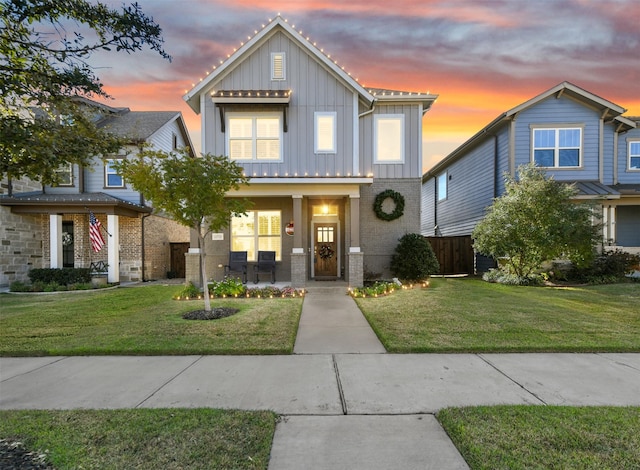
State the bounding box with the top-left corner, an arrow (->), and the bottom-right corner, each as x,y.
569,249 -> 640,283
9,281 -> 31,292
173,282 -> 201,300
209,277 -> 246,297
350,281 -> 399,298
28,268 -> 91,286
390,233 -> 440,282
482,268 -> 542,286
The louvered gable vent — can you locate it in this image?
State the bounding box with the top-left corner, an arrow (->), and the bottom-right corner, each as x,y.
271,52 -> 285,80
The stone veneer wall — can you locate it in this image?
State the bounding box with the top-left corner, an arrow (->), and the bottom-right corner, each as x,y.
1,177 -> 44,286
143,214 -> 190,280
359,178 -> 422,280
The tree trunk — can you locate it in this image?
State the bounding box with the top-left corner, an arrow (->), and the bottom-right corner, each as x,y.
198,231 -> 211,312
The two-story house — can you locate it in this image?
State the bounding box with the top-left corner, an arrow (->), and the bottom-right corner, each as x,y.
0,98 -> 195,286
421,81 -> 640,272
182,16 -> 437,288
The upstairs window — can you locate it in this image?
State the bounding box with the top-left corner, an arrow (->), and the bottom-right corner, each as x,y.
271,52 -> 286,80
533,127 -> 582,168
228,114 -> 282,161
231,210 -> 281,261
629,141 -> 640,170
105,159 -> 124,188
53,164 -> 73,186
315,112 -> 336,154
374,115 -> 404,163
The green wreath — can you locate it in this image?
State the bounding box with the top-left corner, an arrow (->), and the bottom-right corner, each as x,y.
373,189 -> 405,221
319,244 -> 334,260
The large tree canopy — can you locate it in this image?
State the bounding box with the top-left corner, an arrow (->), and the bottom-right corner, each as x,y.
0,0 -> 169,185
114,149 -> 252,312
473,163 -> 601,279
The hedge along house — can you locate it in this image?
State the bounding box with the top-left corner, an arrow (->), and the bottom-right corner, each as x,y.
421,82 -> 640,272
183,15 -> 437,288
0,98 -> 195,286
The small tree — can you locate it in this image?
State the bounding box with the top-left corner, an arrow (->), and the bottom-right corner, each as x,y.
473,163 -> 600,280
114,149 -> 251,313
390,233 -> 440,282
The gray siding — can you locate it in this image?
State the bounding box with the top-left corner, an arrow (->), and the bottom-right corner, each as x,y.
204,30 -> 357,178
435,137 -> 496,236
360,104 -> 424,179
496,126 -> 510,195
514,95 -> 601,181
619,128 -> 640,184
421,177 -> 435,236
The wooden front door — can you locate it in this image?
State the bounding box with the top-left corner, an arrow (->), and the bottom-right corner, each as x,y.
314,223 -> 338,278
170,242 -> 190,278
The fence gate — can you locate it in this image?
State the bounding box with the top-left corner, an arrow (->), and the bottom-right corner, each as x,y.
426,236 -> 475,275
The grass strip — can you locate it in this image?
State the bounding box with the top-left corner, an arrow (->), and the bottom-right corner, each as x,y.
437,405 -> 640,470
356,278 -> 640,353
0,285 -> 302,356
0,408 -> 276,469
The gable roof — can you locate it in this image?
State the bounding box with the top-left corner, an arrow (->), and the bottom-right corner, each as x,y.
184,16 -> 378,114
424,81 -> 636,180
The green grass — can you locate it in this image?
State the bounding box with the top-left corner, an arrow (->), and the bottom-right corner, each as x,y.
0,408 -> 276,469
437,405 -> 640,470
356,277 -> 640,353
0,285 -> 302,356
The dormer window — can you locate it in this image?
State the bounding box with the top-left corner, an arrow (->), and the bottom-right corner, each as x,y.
271,52 -> 285,80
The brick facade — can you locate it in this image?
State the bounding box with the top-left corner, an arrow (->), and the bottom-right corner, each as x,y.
360,178 -> 422,280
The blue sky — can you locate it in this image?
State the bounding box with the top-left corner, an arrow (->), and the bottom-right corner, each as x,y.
93,0 -> 640,170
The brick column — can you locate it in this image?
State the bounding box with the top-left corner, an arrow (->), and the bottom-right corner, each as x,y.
185,249 -> 201,287
348,251 -> 364,287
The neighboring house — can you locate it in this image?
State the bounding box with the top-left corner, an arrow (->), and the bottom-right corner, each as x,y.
421,81 -> 640,272
0,98 -> 195,286
182,16 -> 437,287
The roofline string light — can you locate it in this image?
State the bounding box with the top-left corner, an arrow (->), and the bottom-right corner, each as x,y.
184,13 -> 433,98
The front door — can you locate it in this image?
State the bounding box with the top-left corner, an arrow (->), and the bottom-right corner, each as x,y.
314,223 -> 338,278
170,242 -> 190,278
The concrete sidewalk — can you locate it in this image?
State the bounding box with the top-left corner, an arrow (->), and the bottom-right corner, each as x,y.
2,286 -> 640,469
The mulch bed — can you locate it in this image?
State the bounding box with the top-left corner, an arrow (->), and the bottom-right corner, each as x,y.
0,438 -> 54,470
182,307 -> 239,320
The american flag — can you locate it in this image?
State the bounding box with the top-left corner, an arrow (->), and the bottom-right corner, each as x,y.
89,211 -> 105,253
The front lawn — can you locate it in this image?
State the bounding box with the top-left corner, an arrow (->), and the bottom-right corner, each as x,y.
0,285 -> 302,356
356,278 -> 640,353
438,405 -> 640,469
0,409 -> 276,469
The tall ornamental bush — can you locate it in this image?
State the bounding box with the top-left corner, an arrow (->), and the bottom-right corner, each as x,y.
390,233 -> 440,282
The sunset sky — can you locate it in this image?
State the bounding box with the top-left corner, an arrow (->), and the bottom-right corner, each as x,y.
92,0 -> 640,172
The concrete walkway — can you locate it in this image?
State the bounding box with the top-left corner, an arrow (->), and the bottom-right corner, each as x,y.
2,286 -> 640,469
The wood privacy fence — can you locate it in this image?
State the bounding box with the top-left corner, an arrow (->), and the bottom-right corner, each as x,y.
426,236 -> 475,275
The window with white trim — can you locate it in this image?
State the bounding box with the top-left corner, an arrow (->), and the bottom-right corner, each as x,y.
437,172 -> 448,201
315,112 -> 336,154
629,141 -> 640,170
53,164 -> 73,186
271,52 -> 285,80
374,115 -> 404,163
227,114 -> 281,161
231,210 -> 281,261
105,159 -> 124,188
532,127 -> 582,168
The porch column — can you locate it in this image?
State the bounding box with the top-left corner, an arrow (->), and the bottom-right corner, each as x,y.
49,214 -> 63,269
107,214 -> 120,283
291,195 -> 307,288
348,194 -> 364,287
349,194 -> 360,251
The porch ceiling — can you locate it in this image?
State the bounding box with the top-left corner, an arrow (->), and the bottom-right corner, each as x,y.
227,178 -> 372,197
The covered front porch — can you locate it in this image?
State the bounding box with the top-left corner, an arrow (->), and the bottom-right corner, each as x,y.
186,178 -> 372,288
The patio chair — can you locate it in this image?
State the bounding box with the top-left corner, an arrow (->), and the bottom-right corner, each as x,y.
224,251 -> 248,284
254,250 -> 276,284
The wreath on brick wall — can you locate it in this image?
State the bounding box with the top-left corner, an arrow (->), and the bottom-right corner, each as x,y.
373,189 -> 405,221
